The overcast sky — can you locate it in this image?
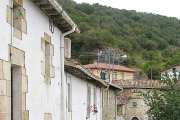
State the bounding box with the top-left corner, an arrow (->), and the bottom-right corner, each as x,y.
73,0 -> 180,19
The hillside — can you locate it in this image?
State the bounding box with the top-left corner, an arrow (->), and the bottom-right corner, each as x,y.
58,0 -> 180,79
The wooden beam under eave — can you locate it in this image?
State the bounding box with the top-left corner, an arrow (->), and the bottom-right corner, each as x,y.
34,0 -> 48,4
62,27 -> 72,31
60,24 -> 71,28
50,15 -> 63,20
40,5 -> 54,9
59,20 -> 67,25
46,11 -> 59,15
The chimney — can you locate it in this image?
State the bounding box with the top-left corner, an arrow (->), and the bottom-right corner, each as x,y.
64,38 -> 71,58
94,60 -> 98,67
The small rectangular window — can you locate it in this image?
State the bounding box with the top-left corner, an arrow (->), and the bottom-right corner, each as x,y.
132,102 -> 137,107
119,73 -> 124,79
173,68 -> 176,73
113,72 -> 117,79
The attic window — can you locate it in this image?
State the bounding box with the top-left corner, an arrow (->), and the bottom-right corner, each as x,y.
173,68 -> 176,73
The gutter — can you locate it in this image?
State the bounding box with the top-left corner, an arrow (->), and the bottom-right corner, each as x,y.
60,25 -> 76,120
48,0 -> 80,33
48,1 -> 80,119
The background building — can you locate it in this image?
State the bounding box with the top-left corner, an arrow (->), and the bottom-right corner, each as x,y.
83,61 -> 136,82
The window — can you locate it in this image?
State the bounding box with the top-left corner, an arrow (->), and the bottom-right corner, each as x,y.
173,68 -> 176,73
144,115 -> 148,120
12,66 -> 22,120
113,72 -> 117,79
132,102 -> 137,107
45,42 -> 50,76
119,73 -> 124,79
87,86 -> 91,118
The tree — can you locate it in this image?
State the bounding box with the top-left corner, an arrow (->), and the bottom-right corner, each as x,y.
143,74 -> 180,119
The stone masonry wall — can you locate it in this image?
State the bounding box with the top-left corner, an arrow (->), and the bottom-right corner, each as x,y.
102,89 -> 115,120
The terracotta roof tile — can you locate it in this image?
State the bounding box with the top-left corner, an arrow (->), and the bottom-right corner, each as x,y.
83,63 -> 136,73
159,63 -> 180,72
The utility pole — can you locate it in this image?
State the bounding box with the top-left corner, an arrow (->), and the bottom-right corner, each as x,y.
151,66 -> 152,80
104,50 -> 111,82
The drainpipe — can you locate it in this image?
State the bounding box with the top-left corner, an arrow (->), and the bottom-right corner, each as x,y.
115,89 -> 123,120
48,1 -> 80,120
61,25 -> 76,120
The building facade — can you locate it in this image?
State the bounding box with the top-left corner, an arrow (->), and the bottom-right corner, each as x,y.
65,59 -> 107,120
102,83 -> 122,120
83,61 -> 136,82
113,80 -> 165,120
0,0 -> 79,119
160,63 -> 180,80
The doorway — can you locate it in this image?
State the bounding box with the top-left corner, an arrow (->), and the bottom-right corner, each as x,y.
11,66 -> 22,120
131,116 -> 140,120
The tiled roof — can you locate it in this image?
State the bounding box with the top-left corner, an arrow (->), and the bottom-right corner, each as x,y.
83,63 -> 136,73
159,63 -> 180,72
65,59 -> 107,87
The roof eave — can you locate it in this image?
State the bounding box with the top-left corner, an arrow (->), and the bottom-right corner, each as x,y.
32,0 -> 80,33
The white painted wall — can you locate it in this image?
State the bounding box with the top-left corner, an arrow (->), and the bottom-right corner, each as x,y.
161,66 -> 180,80
66,73 -> 102,120
1,0 -> 63,119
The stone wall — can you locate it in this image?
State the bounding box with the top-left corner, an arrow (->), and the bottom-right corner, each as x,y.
113,80 -> 166,120
0,59 -> 11,120
102,89 -> 116,120
117,88 -> 151,120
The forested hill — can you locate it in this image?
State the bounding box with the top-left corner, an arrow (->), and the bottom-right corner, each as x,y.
58,0 -> 180,79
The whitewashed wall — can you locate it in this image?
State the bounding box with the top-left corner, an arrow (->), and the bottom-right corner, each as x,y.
66,73 -> 102,120
161,66 -> 180,80
0,0 -> 62,119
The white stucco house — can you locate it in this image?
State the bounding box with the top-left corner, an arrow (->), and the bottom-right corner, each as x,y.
160,63 -> 180,80
64,59 -> 123,120
0,0 -> 79,120
64,59 -> 107,120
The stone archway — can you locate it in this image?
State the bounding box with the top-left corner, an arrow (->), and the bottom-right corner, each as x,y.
131,116 -> 140,120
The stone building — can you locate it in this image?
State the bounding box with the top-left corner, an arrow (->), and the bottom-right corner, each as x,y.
113,80 -> 166,120
0,0 -> 79,120
102,83 -> 122,120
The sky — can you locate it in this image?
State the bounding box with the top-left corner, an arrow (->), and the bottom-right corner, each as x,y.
73,0 -> 180,19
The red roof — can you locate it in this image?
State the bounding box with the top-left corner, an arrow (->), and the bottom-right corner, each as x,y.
159,63 -> 180,72
83,63 -> 136,73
